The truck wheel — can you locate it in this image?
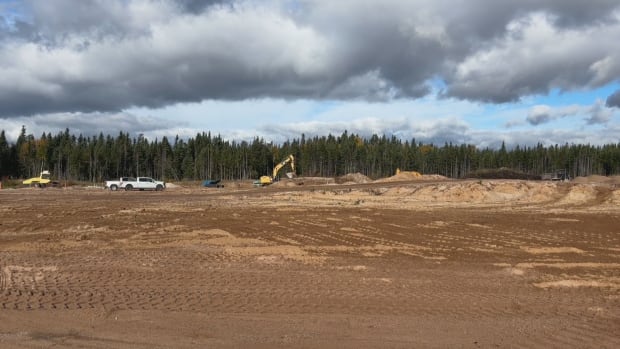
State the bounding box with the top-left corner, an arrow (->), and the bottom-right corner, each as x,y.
125,184 -> 133,191
110,184 -> 118,191
156,184 -> 163,191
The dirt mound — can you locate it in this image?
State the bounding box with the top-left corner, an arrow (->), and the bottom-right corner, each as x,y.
165,182 -> 182,189
388,181 -> 616,206
572,175 -> 616,184
270,179 -> 300,187
336,173 -> 371,184
379,180 -> 557,204
607,189 -> 620,204
556,185 -> 599,205
376,171 -> 445,183
466,168 -> 540,180
421,174 -> 449,180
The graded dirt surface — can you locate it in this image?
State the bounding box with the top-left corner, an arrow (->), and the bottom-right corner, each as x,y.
1,178 -> 619,348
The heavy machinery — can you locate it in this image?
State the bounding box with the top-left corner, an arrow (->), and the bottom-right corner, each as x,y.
22,170 -> 52,187
257,154 -> 295,186
541,169 -> 570,181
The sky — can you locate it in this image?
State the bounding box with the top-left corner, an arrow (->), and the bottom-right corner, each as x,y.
0,0 -> 619,148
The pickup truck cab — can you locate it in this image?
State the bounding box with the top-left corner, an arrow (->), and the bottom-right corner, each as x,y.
123,177 -> 165,191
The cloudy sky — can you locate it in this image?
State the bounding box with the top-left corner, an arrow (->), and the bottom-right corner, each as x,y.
0,0 -> 619,148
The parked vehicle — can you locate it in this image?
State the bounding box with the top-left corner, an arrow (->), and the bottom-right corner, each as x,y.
22,170 -> 60,188
123,177 -> 165,191
202,179 -> 224,188
104,177 -> 136,191
105,177 -> 165,191
541,169 -> 570,181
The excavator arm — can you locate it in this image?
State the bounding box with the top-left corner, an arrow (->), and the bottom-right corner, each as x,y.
272,155 -> 295,178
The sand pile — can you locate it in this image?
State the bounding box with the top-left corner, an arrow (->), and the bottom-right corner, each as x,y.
421,174 -> 449,180
383,181 -> 620,206
607,189 -> 620,204
270,180 -> 299,187
336,173 -> 372,184
378,171 -> 421,182
556,184 -> 599,205
381,181 -> 558,204
376,171 -> 446,182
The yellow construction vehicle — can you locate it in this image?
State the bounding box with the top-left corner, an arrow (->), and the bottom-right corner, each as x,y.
22,170 -> 52,187
258,154 -> 295,186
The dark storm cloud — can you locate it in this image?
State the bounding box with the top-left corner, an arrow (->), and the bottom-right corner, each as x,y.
18,0 -> 135,42
1,0 -> 620,117
607,90 -> 620,108
177,0 -> 233,13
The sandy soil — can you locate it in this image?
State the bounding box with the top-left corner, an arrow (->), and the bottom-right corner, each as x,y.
1,178 -> 619,348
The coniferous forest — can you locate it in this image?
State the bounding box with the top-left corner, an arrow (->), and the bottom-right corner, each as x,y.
1,127 -> 619,182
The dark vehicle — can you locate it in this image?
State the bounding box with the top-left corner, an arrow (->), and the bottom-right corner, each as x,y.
542,169 -> 570,181
202,179 -> 224,188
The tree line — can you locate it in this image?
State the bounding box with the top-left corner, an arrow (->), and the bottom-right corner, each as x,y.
1,127 -> 619,182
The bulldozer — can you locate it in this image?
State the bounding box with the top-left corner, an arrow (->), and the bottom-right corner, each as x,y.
257,154 -> 296,186
22,170 -> 52,188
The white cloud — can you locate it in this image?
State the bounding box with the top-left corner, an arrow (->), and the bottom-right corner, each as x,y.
448,11 -> 620,102
526,100 -> 616,126
526,104 -> 582,125
586,99 -> 614,124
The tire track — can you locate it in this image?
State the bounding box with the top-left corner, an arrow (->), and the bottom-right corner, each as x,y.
1,189 -> 620,347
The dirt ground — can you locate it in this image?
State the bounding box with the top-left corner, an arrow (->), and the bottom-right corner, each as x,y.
1,177 -> 619,348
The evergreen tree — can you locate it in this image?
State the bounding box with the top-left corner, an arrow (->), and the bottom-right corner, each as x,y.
1,128 -> 620,181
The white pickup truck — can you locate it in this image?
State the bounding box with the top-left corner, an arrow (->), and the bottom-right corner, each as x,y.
105,177 -> 165,191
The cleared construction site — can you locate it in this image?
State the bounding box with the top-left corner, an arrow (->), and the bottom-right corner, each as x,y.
1,174 -> 619,348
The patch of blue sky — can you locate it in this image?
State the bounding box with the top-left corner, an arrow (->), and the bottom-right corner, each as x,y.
0,0 -> 28,28
475,83 -> 620,131
542,83 -> 619,106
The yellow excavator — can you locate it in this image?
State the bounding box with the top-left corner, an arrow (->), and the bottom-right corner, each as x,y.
258,154 -> 295,186
22,170 -> 52,188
